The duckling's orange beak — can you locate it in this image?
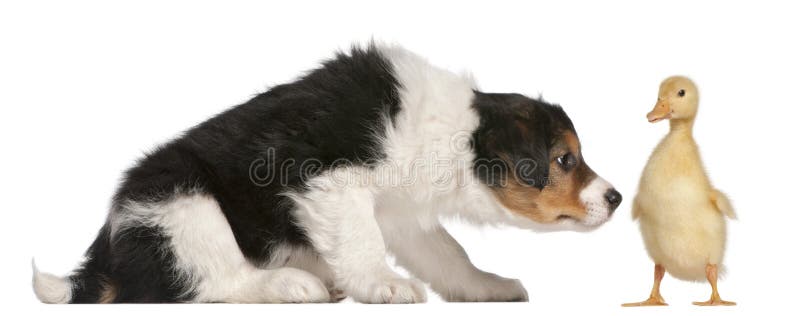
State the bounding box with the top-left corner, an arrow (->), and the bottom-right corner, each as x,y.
647,99 -> 672,123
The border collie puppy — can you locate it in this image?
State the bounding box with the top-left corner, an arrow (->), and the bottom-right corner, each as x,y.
33,44 -> 621,304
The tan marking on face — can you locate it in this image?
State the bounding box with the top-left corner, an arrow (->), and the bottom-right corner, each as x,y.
563,132 -> 580,154
491,131 -> 597,223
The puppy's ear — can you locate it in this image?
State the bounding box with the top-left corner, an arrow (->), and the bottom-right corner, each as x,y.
471,92 -> 553,190
509,134 -> 550,190
472,120 -> 551,190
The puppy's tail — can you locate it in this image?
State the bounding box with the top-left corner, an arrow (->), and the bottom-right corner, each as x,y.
32,259 -> 73,304
33,225 -> 114,304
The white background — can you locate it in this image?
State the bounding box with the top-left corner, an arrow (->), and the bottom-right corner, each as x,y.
1,1 -> 798,315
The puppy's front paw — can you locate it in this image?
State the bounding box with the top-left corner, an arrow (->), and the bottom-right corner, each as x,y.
442,273 -> 528,302
489,277 -> 528,302
354,277 -> 427,304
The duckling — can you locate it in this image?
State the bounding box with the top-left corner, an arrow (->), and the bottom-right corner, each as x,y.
622,76 -> 736,307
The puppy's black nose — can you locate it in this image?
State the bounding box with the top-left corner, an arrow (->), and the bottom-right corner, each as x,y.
605,189 -> 622,213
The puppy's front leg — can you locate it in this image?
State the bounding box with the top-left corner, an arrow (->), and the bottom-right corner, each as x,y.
290,178 -> 426,304
383,221 -> 528,302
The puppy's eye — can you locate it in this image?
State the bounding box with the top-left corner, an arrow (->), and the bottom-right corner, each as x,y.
678,89 -> 686,97
556,153 -> 577,171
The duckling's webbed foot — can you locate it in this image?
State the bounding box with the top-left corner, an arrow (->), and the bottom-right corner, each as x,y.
622,296 -> 668,307
622,264 -> 668,307
693,298 -> 736,306
693,264 -> 736,306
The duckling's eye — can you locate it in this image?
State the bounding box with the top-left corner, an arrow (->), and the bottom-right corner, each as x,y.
678,89 -> 686,97
556,153 -> 577,171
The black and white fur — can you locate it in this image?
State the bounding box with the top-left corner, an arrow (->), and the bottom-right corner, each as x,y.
33,44 -> 617,303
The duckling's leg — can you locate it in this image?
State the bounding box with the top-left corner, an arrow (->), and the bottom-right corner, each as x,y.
693,264 -> 736,306
622,264 -> 668,307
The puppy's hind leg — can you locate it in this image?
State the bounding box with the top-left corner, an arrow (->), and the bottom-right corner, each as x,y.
266,244 -> 346,302
141,194 -> 329,303
205,267 -> 330,304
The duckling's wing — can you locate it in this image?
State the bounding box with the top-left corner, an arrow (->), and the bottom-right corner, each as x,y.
711,189 -> 737,219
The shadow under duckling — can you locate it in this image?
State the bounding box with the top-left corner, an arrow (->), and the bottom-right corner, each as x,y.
623,76 -> 737,307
